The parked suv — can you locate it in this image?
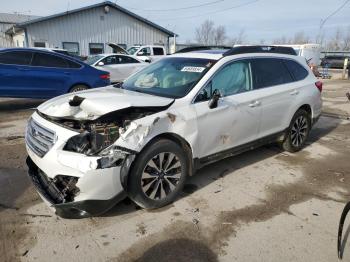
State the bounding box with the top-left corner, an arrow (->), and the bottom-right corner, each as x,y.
25,46 -> 322,218
0,48 -> 110,99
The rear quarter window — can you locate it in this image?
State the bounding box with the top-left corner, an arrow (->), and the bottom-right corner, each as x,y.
66,59 -> 82,69
284,59 -> 308,81
251,58 -> 293,89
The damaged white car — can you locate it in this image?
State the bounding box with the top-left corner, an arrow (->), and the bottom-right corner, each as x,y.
25,46 -> 322,218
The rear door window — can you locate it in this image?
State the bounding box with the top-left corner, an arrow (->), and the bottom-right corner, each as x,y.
102,55 -> 118,65
284,59 -> 308,81
251,58 -> 293,89
0,51 -> 32,65
32,53 -> 69,68
153,47 -> 164,56
119,56 -> 140,64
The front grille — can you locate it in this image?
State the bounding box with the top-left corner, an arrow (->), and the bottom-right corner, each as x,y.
26,118 -> 56,157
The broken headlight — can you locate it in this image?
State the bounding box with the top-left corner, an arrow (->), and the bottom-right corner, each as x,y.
64,123 -> 119,155
97,145 -> 128,169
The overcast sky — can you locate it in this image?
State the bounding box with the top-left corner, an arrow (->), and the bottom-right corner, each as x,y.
2,0 -> 350,43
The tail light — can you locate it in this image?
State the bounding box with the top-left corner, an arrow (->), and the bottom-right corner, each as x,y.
100,74 -> 110,80
315,81 -> 322,92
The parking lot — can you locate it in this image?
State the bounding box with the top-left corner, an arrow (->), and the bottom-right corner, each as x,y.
0,79 -> 349,262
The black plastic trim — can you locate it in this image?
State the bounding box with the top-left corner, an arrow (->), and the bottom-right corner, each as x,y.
223,46 -> 297,57
54,191 -> 127,219
194,130 -> 286,170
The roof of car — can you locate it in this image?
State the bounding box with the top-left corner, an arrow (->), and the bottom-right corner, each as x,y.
0,47 -> 84,62
171,49 -> 301,62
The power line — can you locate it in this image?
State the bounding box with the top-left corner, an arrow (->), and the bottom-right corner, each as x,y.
121,0 -> 225,12
154,0 -> 259,21
320,0 -> 350,28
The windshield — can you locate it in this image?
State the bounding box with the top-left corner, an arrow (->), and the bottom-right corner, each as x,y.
85,55 -> 104,65
127,47 -> 139,55
122,57 -> 215,98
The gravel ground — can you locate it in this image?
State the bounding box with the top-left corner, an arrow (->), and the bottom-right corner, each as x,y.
0,80 -> 349,262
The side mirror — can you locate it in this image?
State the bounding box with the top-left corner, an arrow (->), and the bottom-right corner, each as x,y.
137,51 -> 145,56
208,89 -> 221,109
97,61 -> 104,66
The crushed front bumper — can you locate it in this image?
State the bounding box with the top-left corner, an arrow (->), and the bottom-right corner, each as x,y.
26,156 -> 127,218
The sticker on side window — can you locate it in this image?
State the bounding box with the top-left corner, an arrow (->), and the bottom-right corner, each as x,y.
181,66 -> 205,73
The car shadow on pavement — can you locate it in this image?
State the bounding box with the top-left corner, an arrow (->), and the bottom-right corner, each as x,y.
103,116 -> 342,218
339,224 -> 350,259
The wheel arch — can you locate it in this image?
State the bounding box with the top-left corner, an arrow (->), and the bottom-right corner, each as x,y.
297,104 -> 312,118
122,132 -> 195,190
143,132 -> 194,175
68,83 -> 91,93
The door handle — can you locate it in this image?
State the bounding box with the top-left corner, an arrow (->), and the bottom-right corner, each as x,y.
64,72 -> 71,75
249,101 -> 261,107
290,90 -> 299,95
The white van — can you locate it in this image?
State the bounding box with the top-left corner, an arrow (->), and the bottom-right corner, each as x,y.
280,44 -> 321,66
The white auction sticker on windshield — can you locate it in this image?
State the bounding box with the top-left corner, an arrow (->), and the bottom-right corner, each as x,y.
181,66 -> 205,73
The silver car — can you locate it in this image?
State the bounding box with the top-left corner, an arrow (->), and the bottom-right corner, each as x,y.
85,53 -> 148,83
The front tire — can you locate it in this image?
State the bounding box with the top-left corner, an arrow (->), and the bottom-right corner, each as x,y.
281,109 -> 311,152
127,139 -> 189,209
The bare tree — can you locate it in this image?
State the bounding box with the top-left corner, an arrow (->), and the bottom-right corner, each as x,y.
195,20 -> 215,45
292,31 -> 310,44
341,26 -> 350,50
213,26 -> 227,45
327,28 -> 342,50
272,36 -> 288,44
229,29 -> 246,45
315,28 -> 326,46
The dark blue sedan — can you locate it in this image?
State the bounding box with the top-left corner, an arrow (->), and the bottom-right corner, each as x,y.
0,48 -> 110,99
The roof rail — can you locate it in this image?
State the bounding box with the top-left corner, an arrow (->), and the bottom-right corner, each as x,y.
223,45 -> 297,56
176,45 -> 232,53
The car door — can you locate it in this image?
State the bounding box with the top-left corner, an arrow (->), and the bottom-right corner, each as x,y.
250,58 -> 297,138
98,55 -> 119,82
0,50 -> 33,98
193,59 -> 262,159
136,47 -> 152,62
27,52 -> 72,98
119,56 -> 147,78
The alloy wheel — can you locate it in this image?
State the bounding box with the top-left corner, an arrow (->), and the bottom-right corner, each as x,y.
141,152 -> 182,200
291,115 -> 308,147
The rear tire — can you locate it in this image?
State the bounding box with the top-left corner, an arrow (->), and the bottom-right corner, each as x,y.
69,85 -> 88,93
281,109 -> 311,152
127,139 -> 189,209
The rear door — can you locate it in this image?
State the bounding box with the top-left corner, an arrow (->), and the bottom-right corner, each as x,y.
250,57 -> 298,138
27,52 -> 72,97
0,50 -> 33,97
102,55 -> 145,82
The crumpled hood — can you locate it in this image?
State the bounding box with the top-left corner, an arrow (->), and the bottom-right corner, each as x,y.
38,86 -> 174,120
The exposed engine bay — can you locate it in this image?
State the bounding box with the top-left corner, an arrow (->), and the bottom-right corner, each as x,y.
37,96 -> 172,156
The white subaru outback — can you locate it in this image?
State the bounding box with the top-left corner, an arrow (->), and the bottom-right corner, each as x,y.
25,46 -> 322,218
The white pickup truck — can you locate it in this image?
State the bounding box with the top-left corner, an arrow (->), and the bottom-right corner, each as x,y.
108,43 -> 167,63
